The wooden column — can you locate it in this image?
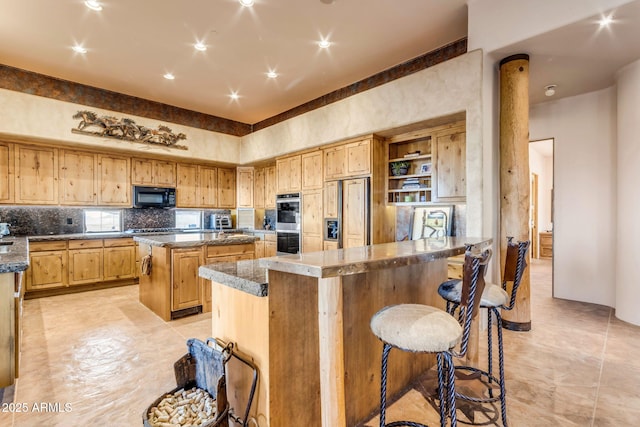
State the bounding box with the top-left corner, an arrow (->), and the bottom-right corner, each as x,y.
499,54 -> 531,331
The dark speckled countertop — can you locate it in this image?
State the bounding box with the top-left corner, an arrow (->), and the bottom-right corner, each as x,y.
199,260 -> 268,297
0,236 -> 29,273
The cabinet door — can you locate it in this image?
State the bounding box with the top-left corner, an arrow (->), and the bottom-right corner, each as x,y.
435,130 -> 466,201
177,163 -> 198,207
68,248 -> 103,285
27,250 -> 67,290
237,167 -> 254,208
323,181 -> 339,219
301,151 -> 323,190
346,139 -> 371,176
59,150 -> 97,205
302,189 -> 323,253
324,241 -> 339,251
0,142 -> 14,203
98,154 -> 130,206
343,178 -> 368,249
155,160 -> 176,187
254,167 -> 265,209
264,241 -> 277,257
172,249 -> 202,311
276,158 -> 290,194
131,158 -> 154,185
288,155 -> 302,192
15,145 -> 58,204
104,245 -> 136,280
323,145 -> 346,180
198,166 -> 218,208
217,168 -> 236,208
265,166 -> 277,209
254,240 -> 265,258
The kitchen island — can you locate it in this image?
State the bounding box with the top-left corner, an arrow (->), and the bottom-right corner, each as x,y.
134,232 -> 258,320
0,237 -> 29,388
199,236 -> 491,427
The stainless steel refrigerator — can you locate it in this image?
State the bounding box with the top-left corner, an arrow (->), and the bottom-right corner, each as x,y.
323,177 -> 370,249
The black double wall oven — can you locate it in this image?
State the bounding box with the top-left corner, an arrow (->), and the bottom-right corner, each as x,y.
276,193 -> 300,254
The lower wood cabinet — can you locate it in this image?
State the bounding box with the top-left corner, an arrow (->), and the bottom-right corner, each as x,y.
104,238 -> 137,280
172,249 -> 203,312
26,241 -> 68,291
265,234 -> 277,257
68,247 -> 103,286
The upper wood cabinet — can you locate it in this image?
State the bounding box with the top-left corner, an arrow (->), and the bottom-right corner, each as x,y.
323,138 -> 371,180
254,167 -> 265,209
15,145 -> 58,205
59,150 -> 97,206
342,178 -> 368,249
176,163 -> 198,207
435,128 -> 466,202
323,180 -> 339,219
0,142 -> 14,204
301,151 -> 323,190
198,165 -> 218,208
265,166 -> 277,209
97,154 -> 130,206
276,155 -> 301,194
237,167 -> 254,208
217,168 -> 236,208
132,158 -> 176,187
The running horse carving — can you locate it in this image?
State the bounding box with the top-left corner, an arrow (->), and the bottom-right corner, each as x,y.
72,110 -> 187,148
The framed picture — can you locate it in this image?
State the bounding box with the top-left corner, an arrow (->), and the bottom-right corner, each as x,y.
409,205 -> 453,239
419,163 -> 432,174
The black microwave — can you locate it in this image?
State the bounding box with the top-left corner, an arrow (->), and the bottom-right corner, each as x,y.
133,186 -> 176,208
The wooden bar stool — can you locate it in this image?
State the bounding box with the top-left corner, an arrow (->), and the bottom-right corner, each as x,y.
370,246 -> 491,427
437,237 -> 530,426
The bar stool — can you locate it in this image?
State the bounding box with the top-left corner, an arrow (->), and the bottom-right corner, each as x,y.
437,237 -> 530,426
370,246 -> 491,427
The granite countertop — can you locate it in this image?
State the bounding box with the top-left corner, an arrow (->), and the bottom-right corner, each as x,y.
259,236 -> 492,279
199,260 -> 268,297
28,229 -> 275,241
0,236 -> 29,273
134,232 -> 259,248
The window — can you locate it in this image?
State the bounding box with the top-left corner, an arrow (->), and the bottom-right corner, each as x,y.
175,210 -> 202,229
84,209 -> 122,232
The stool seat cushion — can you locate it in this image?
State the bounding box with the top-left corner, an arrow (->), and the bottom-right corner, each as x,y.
438,279 -> 509,308
370,304 -> 462,353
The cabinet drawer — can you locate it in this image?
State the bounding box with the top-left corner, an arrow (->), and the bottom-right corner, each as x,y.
264,233 -> 277,242
68,239 -> 103,249
29,240 -> 67,251
103,237 -> 135,247
206,243 -> 254,258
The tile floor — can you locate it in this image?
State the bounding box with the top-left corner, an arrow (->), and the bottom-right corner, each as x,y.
1,259 -> 639,426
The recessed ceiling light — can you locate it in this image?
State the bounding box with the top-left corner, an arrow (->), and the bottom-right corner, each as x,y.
544,84 -> 557,97
599,14 -> 613,27
229,91 -> 240,100
163,73 -> 175,80
266,70 -> 278,79
84,1 -> 102,11
239,0 -> 254,7
72,45 -> 87,54
318,38 -> 331,49
194,42 -> 207,52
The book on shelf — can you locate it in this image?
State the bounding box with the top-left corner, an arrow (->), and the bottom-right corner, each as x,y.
403,151 -> 421,158
401,184 -> 422,190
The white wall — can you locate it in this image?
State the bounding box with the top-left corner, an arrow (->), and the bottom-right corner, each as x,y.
530,88 -> 617,306
529,143 -> 553,243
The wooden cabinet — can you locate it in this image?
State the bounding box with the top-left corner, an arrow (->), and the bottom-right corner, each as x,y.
276,155 -> 301,194
97,154 -> 130,206
68,240 -> 103,286
103,238 -> 136,280
323,139 -> 371,180
217,168 -> 236,208
324,241 -> 339,251
343,178 -> 368,249
301,151 -> 323,190
237,167 -> 254,208
15,145 -> 58,204
59,150 -> 97,205
435,128 -> 466,201
177,163 -> 198,207
26,241 -> 68,291
132,158 -> 176,187
199,165 -> 218,208
323,180 -> 339,218
254,167 -> 265,209
172,249 -> 203,311
539,232 -> 553,259
265,234 -> 277,257
265,166 -> 277,209
254,240 -> 265,258
0,142 -> 14,203
302,189 -> 323,253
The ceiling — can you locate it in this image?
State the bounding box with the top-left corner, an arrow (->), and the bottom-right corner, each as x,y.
0,0 -> 468,124
1,1 -> 639,126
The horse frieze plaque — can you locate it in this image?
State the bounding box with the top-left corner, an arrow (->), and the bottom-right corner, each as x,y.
72,110 -> 187,149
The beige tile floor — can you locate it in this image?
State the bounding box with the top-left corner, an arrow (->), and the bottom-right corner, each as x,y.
1,258 -> 639,426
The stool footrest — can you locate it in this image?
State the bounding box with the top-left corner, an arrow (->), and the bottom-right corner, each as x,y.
385,422 -> 430,427
453,365 -> 503,404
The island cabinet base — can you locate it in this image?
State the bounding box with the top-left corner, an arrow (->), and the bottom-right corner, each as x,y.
211,259 -> 449,427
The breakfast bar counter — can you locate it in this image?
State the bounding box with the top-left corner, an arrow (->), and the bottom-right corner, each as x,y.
199,236 -> 491,427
